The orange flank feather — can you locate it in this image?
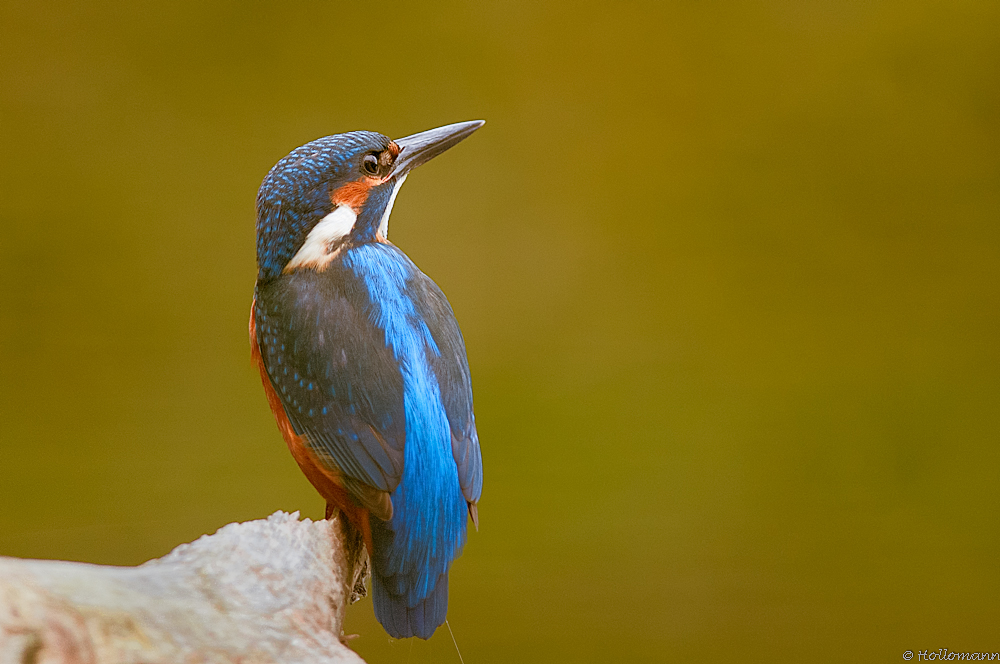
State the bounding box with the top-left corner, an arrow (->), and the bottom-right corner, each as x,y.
249,299 -> 374,553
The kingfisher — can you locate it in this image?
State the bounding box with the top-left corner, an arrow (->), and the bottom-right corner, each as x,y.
250,121 -> 485,639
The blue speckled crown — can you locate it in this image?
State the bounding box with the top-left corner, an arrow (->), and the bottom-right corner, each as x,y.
255,131 -> 392,281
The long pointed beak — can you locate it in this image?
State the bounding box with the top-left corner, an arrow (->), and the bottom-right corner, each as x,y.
391,120 -> 485,178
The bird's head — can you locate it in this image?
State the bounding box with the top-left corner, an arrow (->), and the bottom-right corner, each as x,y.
255,120 -> 484,281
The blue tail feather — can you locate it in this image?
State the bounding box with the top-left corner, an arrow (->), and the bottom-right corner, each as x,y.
370,507 -> 463,639
373,568 -> 449,639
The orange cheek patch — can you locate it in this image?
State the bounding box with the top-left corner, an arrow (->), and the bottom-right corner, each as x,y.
331,179 -> 377,209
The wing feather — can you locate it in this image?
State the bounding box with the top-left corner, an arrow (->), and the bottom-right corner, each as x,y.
254,270 -> 406,500
409,275 -> 484,505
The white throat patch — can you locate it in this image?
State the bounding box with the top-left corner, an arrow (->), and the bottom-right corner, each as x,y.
284,204 -> 357,272
377,174 -> 407,239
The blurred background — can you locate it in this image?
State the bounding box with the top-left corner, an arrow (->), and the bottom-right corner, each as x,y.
1,1 -> 998,661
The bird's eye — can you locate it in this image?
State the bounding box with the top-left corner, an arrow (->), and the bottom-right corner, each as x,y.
362,154 -> 380,176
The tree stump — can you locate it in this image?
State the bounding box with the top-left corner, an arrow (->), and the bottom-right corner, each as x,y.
0,511 -> 368,663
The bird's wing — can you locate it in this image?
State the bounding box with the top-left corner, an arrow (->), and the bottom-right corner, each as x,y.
254,272 -> 406,515
410,275 -> 484,507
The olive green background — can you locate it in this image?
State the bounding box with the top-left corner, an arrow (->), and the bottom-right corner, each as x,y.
1,1 -> 998,661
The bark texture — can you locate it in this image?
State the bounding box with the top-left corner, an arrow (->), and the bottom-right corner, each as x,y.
0,511 -> 368,664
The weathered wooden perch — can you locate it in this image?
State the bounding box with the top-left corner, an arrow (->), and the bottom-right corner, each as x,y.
0,511 -> 370,664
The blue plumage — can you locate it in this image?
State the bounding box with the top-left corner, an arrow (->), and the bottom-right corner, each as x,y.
252,122 -> 484,640
346,244 -> 468,630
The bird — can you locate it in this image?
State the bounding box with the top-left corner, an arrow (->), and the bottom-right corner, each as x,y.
249,121 -> 485,640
